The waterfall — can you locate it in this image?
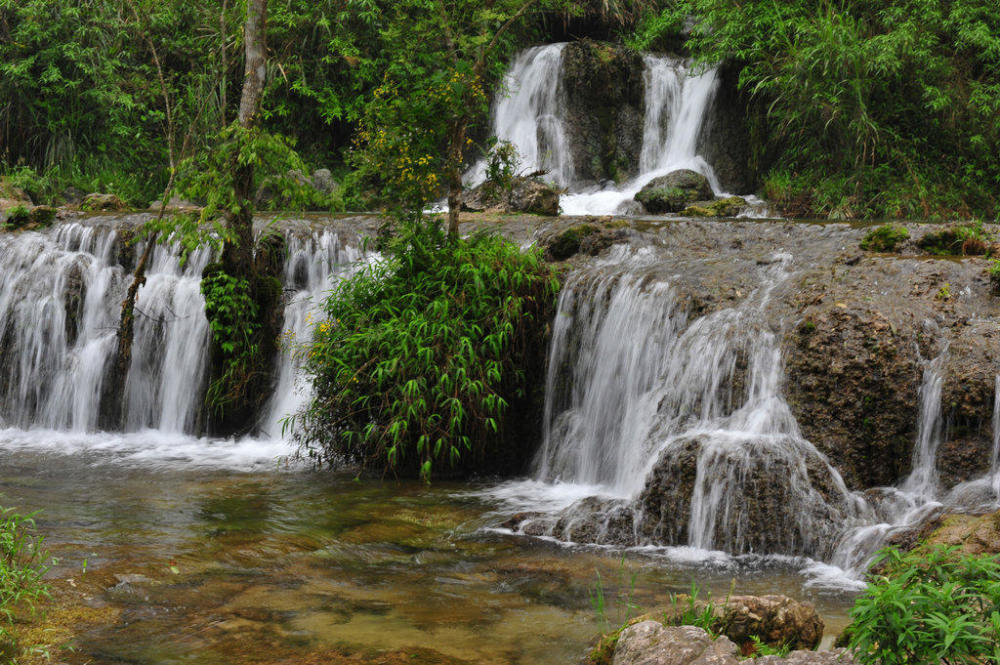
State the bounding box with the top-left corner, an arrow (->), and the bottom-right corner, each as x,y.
466,44 -> 574,188
524,248 -> 866,558
903,346 -> 948,497
262,230 -> 361,437
466,46 -> 725,215
0,221 -> 358,442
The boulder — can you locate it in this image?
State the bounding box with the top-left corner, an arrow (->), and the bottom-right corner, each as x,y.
635,434 -> 856,558
753,651 -> 857,665
464,177 -> 560,216
681,197 -> 747,218
885,510 -> 1000,557
311,168 -> 337,195
635,171 -> 713,214
80,193 -> 128,212
613,622 -> 739,665
713,595 -> 824,651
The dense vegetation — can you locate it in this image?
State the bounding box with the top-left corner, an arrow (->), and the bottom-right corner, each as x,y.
0,508 -> 50,662
293,217 -> 559,480
848,547 -> 1000,665
634,0 -> 1000,220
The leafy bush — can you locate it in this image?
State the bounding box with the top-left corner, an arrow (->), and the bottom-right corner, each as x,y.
861,225 -> 910,252
485,139 -> 521,194
989,261 -> 1000,295
293,216 -> 559,480
848,547 -> 1000,665
0,507 -> 50,658
200,265 -> 261,410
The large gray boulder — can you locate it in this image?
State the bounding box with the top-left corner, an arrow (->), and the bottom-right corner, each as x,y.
464,177 -> 560,216
635,170 -> 713,213
613,623 -> 739,665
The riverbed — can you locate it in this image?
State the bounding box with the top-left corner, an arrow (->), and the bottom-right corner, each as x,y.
0,430 -> 854,664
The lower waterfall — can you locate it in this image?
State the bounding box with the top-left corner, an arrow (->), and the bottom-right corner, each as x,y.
0,220 -> 360,466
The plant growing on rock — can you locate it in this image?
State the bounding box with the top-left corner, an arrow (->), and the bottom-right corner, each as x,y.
918,222 -> 991,256
848,546 -> 1000,665
860,225 -> 909,252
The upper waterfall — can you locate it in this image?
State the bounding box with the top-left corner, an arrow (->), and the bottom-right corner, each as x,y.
467,43 -> 727,216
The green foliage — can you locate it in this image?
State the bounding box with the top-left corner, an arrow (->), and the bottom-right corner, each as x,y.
485,139 -> 520,194
989,261 -> 1000,295
665,582 -> 719,636
294,215 -> 559,481
917,222 -> 991,256
848,547 -> 1000,665
1,205 -> 30,230
200,265 -> 261,409
861,225 -> 910,252
635,0 -> 1000,220
590,557 -> 641,633
0,507 -> 51,659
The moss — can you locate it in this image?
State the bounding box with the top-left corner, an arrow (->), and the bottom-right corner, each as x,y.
546,224 -> 599,260
860,224 -> 910,252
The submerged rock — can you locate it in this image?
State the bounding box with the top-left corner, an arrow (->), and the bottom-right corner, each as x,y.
635,170 -> 713,214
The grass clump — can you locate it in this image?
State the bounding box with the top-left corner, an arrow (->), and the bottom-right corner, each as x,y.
293,216 -> 559,481
0,507 -> 51,661
861,225 -> 910,252
848,547 -> 1000,665
917,222 -> 991,256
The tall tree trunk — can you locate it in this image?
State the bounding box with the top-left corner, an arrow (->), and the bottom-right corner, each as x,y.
446,119 -> 466,239
224,0 -> 267,278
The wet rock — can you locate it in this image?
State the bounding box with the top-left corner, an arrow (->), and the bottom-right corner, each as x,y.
544,223 -> 600,260
886,510 -> 1000,557
81,193 -> 128,212
697,64 -> 754,195
753,650 -> 857,665
465,177 -> 560,216
63,260 -> 88,346
616,199 -> 647,216
28,205 -> 57,226
782,306 -> 920,490
551,496 -> 634,544
635,171 -> 713,214
613,622 -> 739,665
580,228 -> 632,256
562,40 -> 645,185
681,197 -> 747,218
635,434 -> 855,558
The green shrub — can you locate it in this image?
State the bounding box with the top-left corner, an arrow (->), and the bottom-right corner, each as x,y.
848,547 -> 1000,665
293,216 -> 560,480
989,261 -> 1000,295
0,507 -> 50,659
861,225 -> 910,252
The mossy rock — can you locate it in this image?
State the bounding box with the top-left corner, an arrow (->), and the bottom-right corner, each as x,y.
545,224 -> 599,260
635,170 -> 713,214
917,224 -> 990,256
860,224 -> 910,252
81,192 -> 128,212
681,197 -> 747,218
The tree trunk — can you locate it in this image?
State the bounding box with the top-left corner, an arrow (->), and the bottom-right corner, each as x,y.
224,0 -> 267,278
446,119 -> 466,239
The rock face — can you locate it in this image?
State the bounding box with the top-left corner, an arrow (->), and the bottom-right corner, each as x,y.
885,510 -> 1000,556
697,64 -> 754,194
562,40 -> 646,185
464,177 -> 560,216
634,434 -> 855,558
635,170 -> 713,213
681,197 -> 747,218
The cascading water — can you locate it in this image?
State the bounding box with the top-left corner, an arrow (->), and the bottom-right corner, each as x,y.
0,221 -> 360,468
466,46 -> 728,215
466,43 -> 574,188
503,246 -> 869,561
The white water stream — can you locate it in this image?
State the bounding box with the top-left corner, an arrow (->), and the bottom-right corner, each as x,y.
0,221 -> 359,469
466,44 -> 730,216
